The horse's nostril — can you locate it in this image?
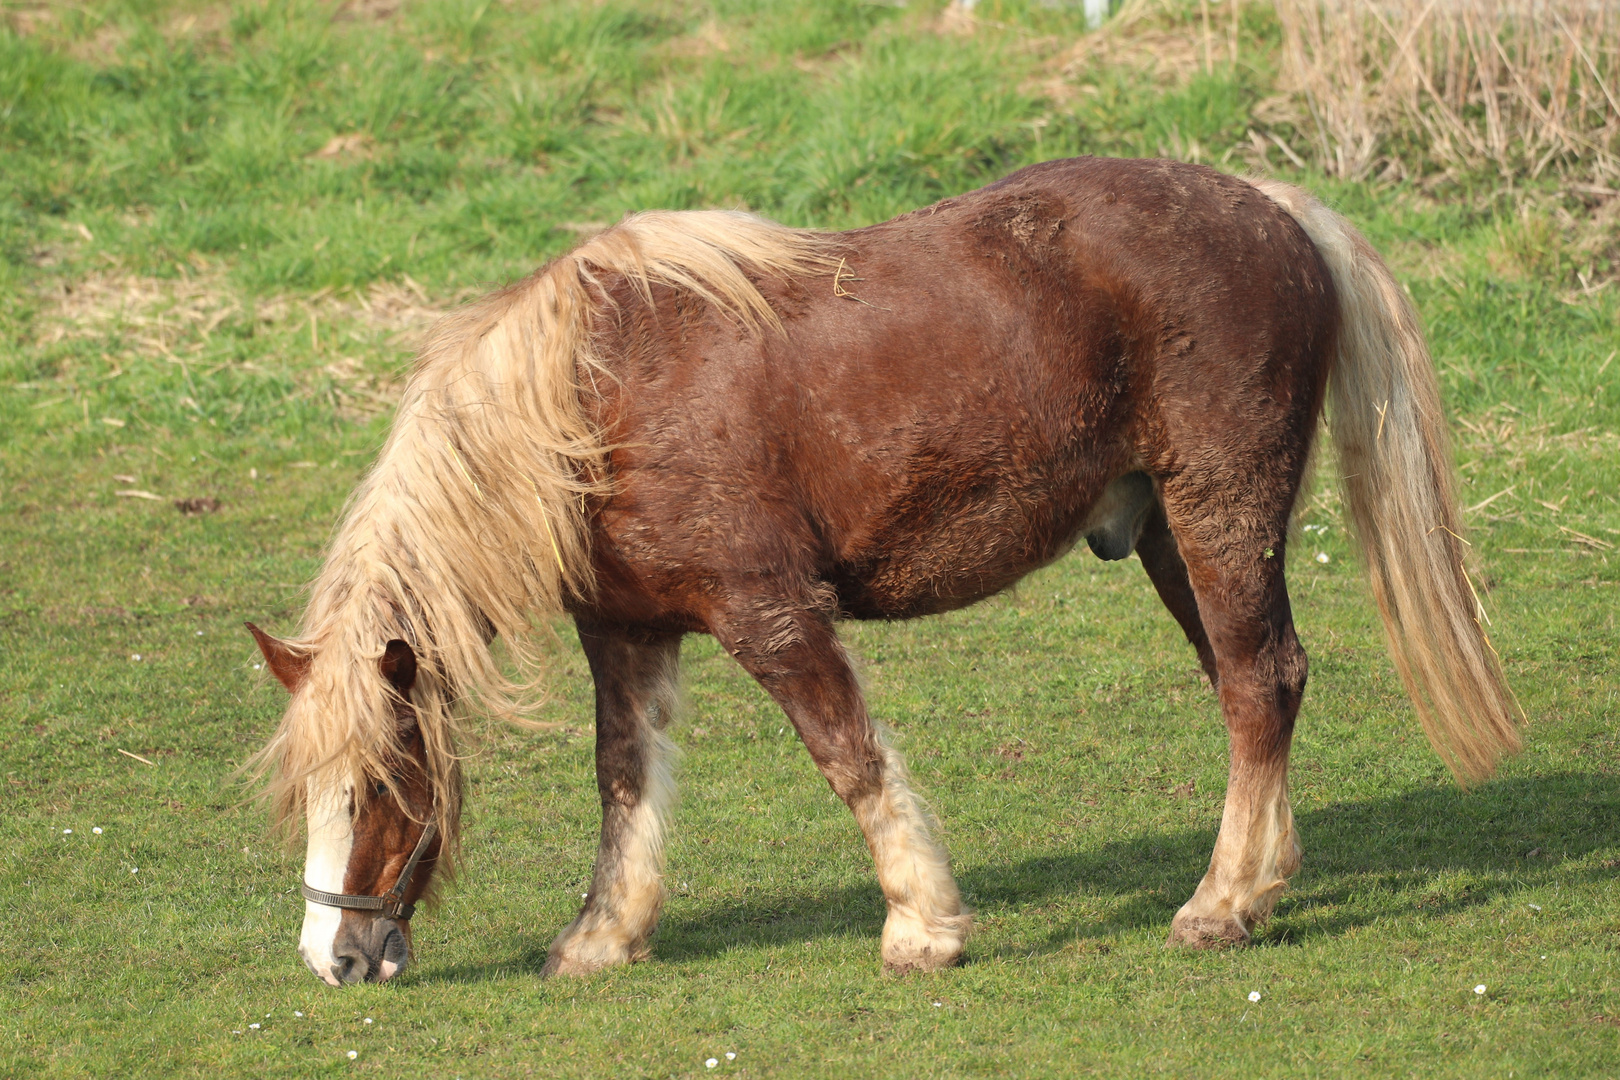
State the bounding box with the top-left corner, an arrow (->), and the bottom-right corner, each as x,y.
332,951 -> 364,984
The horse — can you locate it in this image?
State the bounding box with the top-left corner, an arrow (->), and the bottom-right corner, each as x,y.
246,156 -> 1519,986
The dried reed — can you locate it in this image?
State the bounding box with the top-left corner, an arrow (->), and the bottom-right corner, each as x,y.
1271,0 -> 1619,186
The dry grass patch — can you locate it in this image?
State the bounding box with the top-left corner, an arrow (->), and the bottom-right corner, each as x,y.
31,271 -> 466,419
1455,405 -> 1620,467
3,3 -> 128,63
1048,5 -> 1206,94
35,272 -> 451,351
659,17 -> 730,59
1273,0 -> 1620,185
4,0 -> 242,61
335,0 -> 405,21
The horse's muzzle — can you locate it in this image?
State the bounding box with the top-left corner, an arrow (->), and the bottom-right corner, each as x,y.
320,916 -> 411,984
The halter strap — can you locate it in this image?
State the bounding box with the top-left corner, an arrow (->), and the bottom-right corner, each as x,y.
300,821 -> 439,921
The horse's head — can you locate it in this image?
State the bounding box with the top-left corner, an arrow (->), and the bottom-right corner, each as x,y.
248,624 -> 441,986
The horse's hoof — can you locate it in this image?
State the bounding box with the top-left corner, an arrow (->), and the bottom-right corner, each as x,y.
882,945 -> 964,975
1165,914 -> 1252,949
540,947 -> 629,978
540,932 -> 646,978
881,912 -> 968,973
541,950 -> 605,978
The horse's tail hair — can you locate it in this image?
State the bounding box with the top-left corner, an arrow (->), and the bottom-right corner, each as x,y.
1253,179 -> 1521,784
252,210 -> 834,846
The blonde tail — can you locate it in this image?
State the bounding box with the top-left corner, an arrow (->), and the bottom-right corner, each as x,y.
1253,179 -> 1521,783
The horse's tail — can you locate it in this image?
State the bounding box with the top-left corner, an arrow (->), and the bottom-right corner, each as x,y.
1253,179 -> 1520,784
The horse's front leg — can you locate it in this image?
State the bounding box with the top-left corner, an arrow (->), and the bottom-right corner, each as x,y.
713,601 -> 970,973
542,623 -> 681,977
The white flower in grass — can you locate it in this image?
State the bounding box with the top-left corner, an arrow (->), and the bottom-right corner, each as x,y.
1474,984 -> 1487,995
726,1053 -> 736,1061
1315,552 -> 1330,564
1248,991 -> 1261,1003
705,1059 -> 718,1069
93,827 -> 102,835
347,1050 -> 358,1060
130,867 -> 138,874
364,1017 -> 373,1025
249,1023 -> 260,1030
132,654 -> 141,661
293,1011 -> 303,1018
63,829 -> 71,835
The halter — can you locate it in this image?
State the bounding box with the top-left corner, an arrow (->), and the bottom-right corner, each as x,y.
300,821 -> 439,921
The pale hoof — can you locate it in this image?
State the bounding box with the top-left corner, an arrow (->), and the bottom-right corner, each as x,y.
540,949 -> 623,978
540,926 -> 646,978
1165,913 -> 1252,949
882,947 -> 964,975
881,910 -> 969,974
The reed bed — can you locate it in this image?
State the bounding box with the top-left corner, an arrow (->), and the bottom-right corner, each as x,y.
1271,0 -> 1620,187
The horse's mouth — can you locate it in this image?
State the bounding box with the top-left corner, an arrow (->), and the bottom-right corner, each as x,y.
305,918 -> 411,985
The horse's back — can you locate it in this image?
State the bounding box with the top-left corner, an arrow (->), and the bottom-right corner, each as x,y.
583,157 -> 1338,628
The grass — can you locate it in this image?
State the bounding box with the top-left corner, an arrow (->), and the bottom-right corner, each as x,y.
1272,0 -> 1620,187
2,0 -> 1619,1076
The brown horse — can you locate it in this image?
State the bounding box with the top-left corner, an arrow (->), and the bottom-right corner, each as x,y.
248,157 -> 1518,986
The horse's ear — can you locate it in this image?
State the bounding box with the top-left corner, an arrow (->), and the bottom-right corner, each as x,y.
245,622 -> 310,693
380,639 -> 417,694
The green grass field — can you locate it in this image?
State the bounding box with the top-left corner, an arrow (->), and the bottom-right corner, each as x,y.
3,1 -> 1618,1076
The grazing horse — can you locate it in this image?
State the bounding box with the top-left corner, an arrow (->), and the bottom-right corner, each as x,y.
248,157 -> 1519,986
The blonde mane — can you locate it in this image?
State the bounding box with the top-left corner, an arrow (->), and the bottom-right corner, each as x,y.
250,210 -> 835,849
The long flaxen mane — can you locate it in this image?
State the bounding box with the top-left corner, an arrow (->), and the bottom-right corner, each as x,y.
249,210 -> 836,850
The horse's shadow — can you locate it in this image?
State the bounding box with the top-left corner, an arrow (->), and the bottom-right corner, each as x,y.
415,772 -> 1618,983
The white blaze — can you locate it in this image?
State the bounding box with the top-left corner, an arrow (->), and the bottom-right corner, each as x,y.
297,775 -> 354,986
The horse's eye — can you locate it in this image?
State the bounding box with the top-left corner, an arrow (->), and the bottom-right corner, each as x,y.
373,780 -> 389,797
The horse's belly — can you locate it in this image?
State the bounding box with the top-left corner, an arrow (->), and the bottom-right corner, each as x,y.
831,492 -> 1087,620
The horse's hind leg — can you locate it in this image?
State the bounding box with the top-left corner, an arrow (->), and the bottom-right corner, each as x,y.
713,599 -> 969,973
1158,473 -> 1308,948
543,623 -> 681,977
1134,500 -> 1219,687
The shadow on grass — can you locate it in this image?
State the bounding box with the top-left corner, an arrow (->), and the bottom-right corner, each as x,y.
413,771 -> 1618,983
